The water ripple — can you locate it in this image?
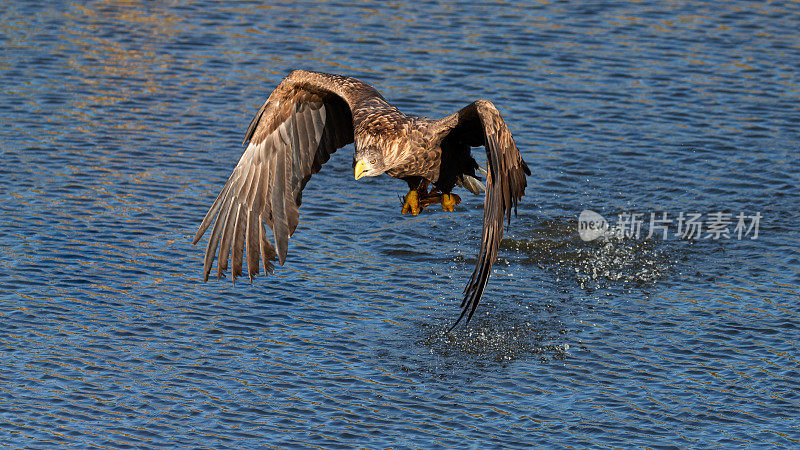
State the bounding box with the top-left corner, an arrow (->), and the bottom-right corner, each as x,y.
1,0 -> 799,447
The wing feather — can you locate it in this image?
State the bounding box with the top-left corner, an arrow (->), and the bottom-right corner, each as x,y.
202,192 -> 232,281
193,176 -> 233,245
433,100 -> 530,328
271,135 -> 289,265
194,70 -> 379,281
231,203 -> 246,281
259,217 -> 276,275
245,209 -> 260,280
216,197 -> 238,277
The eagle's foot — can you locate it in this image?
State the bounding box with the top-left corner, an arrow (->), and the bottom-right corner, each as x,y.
441,193 -> 461,212
401,185 -> 460,215
401,190 -> 421,215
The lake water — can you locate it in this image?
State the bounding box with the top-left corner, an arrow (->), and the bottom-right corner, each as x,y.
1,1 -> 799,447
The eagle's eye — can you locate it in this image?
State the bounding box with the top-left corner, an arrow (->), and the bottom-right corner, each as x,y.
369,158 -> 376,165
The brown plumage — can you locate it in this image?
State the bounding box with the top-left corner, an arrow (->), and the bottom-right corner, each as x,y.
193,70 -> 530,327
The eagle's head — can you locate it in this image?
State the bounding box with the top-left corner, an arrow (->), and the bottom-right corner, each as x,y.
353,147 -> 386,180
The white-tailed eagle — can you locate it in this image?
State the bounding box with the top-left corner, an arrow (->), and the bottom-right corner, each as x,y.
193,70 -> 530,327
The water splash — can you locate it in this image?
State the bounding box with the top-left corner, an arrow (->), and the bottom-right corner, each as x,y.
502,218 -> 680,290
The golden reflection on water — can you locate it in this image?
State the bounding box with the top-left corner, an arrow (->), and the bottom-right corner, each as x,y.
2,0 -> 799,447
53,3 -> 183,135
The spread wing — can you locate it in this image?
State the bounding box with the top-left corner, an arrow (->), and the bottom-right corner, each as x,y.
192,70 -> 378,282
433,100 -> 531,327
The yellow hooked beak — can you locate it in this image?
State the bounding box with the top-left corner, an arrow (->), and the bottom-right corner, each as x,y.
354,160 -> 368,180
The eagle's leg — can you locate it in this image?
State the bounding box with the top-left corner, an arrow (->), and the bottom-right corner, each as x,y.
400,179 -> 461,214
417,186 -> 461,213
401,177 -> 428,216
441,193 -> 461,212
401,190 -> 421,215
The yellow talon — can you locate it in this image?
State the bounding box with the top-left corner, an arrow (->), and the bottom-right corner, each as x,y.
441,193 -> 460,212
402,190 -> 421,215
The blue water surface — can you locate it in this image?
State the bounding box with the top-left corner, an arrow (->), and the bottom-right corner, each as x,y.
1,1 -> 799,447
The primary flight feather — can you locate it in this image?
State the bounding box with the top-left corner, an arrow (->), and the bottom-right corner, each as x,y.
193,70 -> 530,327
